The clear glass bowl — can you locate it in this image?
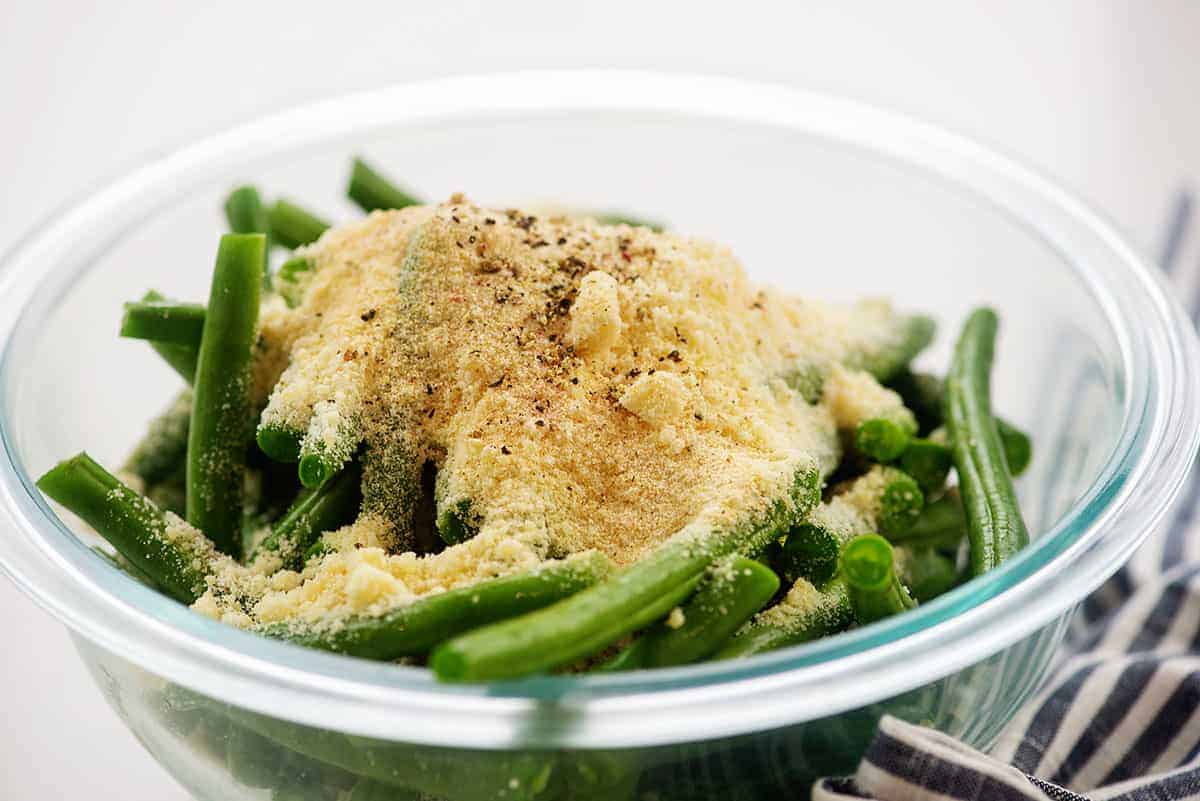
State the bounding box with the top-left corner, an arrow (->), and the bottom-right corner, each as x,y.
0,72 -> 1197,800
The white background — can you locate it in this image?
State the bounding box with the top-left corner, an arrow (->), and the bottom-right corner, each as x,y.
1,2 -> 1198,798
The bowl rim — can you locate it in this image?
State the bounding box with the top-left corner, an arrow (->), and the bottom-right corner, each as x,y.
0,70 -> 1197,749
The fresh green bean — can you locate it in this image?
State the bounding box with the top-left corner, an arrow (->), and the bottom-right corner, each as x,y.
887,492 -> 966,551
132,290 -> 199,382
91,546 -> 160,590
267,200 -> 330,250
996,420 -> 1033,477
297,432 -> 359,490
226,706 -> 559,801
257,422 -> 304,463
773,521 -> 844,586
431,465 -> 821,682
714,577 -> 853,659
840,534 -> 916,625
593,212 -> 665,232
898,438 -> 952,496
276,256 -> 313,309
151,341 -> 200,384
884,369 -> 945,434
296,399 -> 360,489
122,389 -> 192,486
225,185 -> 270,236
251,463 -> 361,570
894,545 -> 958,603
785,314 -> 936,404
774,465 -> 919,587
876,469 -> 924,535
436,497 -> 477,545
346,779 -> 422,800
347,157 -> 422,213
944,308 -> 1029,576
227,724 -> 286,790
602,557 -> 780,670
187,233 -> 264,557
268,552 -> 613,660
120,301 -> 207,345
888,368 -> 1032,476
434,469 -> 476,544
37,453 -> 216,603
848,314 -> 937,383
223,185 -> 273,289
855,417 -> 915,462
834,465 -> 924,536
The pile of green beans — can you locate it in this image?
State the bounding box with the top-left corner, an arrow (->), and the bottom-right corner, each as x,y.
37,156 -> 1034,695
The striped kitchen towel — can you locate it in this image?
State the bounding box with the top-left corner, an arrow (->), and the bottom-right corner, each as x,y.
812,190 -> 1200,801
813,561 -> 1200,800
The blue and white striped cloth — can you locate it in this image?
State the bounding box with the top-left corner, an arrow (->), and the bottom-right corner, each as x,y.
814,190 -> 1200,801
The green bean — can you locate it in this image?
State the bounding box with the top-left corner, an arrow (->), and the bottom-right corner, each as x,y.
855,416 -> 915,462
434,469 -> 476,544
276,256 -> 313,309
346,779 -> 422,800
267,552 -> 613,660
888,368 -> 1032,476
840,534 -> 916,624
945,309 -> 1029,576
251,463 -> 361,570
774,465 -> 919,586
151,341 -> 200,383
876,470 -> 924,535
784,314 -> 936,404
593,212 -> 665,232
436,498 -> 477,545
187,233 -> 264,557
257,422 -> 304,463
120,301 -> 207,345
225,185 -> 269,235
832,465 -> 924,537
848,314 -> 936,383
996,420 -> 1033,477
37,453 -> 216,603
298,419 -> 358,490
295,399 -> 361,489
602,557 -> 780,670
773,487 -> 878,585
122,389 -> 192,486
714,576 -> 853,659
226,706 -> 559,801
773,522 -> 842,586
267,200 -> 330,250
430,465 -> 820,682
887,492 -> 966,551
884,369 -> 945,434
347,157 -> 422,213
781,363 -> 824,403
91,546 -> 160,589
227,724 -> 285,790
223,185 -> 273,289
133,291 -> 199,382
894,545 -> 958,603
898,438 -> 952,496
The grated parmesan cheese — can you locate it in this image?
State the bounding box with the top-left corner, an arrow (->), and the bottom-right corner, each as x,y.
188,198 -> 917,629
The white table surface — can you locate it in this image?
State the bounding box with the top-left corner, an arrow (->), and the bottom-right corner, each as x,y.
1,2 -> 1197,798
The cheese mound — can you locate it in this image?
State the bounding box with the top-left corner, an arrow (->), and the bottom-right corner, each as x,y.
194,197 -> 917,628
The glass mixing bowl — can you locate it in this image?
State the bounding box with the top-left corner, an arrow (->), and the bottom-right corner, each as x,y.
0,72 -> 1197,800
